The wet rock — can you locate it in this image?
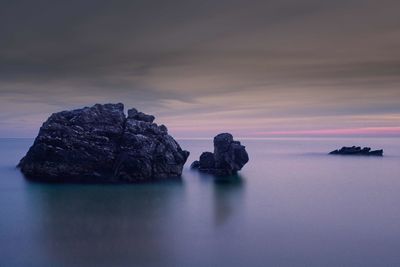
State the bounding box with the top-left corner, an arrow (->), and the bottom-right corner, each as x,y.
191,133 -> 249,176
18,103 -> 189,183
329,146 -> 383,156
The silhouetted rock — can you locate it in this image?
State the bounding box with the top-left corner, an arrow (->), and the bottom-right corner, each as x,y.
190,160 -> 200,169
127,108 -> 155,123
199,151 -> 216,170
18,103 -> 189,183
191,133 -> 249,176
329,146 -> 383,156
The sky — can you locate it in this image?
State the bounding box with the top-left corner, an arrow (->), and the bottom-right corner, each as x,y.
0,0 -> 399,138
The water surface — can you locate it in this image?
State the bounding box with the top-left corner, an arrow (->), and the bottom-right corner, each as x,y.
1,138 -> 400,267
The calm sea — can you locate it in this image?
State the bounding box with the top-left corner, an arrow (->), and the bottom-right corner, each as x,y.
1,138 -> 400,267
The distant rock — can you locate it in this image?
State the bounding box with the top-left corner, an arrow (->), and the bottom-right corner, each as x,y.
18,103 -> 189,183
191,133 -> 249,176
329,146 -> 383,156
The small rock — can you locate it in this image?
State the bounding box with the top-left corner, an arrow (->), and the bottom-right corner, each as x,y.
191,133 -> 249,176
329,146 -> 383,156
190,160 -> 200,169
199,152 -> 215,170
127,108 -> 155,123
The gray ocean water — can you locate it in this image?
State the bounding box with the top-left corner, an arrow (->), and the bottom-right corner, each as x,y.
0,138 -> 400,267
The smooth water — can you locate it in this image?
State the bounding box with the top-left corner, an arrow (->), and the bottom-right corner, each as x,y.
1,138 -> 400,267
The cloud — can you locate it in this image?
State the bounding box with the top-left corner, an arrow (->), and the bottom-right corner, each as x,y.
0,0 -> 399,137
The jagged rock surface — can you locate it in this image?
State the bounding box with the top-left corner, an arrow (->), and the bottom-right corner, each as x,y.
329,146 -> 383,156
18,103 -> 189,182
191,133 -> 249,176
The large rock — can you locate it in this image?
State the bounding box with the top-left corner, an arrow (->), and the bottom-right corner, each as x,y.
18,103 -> 189,183
329,146 -> 383,156
191,133 -> 249,176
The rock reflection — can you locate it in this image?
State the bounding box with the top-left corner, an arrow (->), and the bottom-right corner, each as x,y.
213,175 -> 245,227
25,181 -> 184,267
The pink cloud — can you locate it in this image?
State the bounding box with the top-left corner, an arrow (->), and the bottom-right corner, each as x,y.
255,127 -> 400,137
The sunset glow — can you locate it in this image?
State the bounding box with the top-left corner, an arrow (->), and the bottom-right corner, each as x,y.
255,127 -> 400,137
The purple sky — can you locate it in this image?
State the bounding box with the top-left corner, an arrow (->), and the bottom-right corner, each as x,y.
0,0 -> 399,138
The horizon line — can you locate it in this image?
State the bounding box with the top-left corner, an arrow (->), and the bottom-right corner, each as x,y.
1,126 -> 399,139
1,136 -> 399,140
